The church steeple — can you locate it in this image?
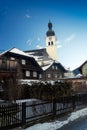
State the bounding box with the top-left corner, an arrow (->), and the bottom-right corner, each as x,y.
46,21 -> 57,61
48,20 -> 52,30
46,21 -> 55,37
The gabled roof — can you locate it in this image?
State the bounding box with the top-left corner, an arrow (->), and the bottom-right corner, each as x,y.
10,47 -> 32,57
73,60 -> 87,76
79,60 -> 87,70
0,47 -> 33,58
42,61 -> 54,70
73,69 -> 81,76
41,60 -> 67,72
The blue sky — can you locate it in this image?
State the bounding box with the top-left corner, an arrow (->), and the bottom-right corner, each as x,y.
0,0 -> 87,70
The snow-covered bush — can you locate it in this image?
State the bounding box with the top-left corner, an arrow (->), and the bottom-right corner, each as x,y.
17,80 -> 72,100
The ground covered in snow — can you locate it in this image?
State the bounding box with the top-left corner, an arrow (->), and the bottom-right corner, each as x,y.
25,107 -> 87,130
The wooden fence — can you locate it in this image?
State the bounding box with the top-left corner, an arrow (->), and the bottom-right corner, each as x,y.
0,94 -> 87,129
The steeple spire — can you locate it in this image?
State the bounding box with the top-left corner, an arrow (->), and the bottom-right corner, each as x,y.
48,20 -> 52,30
46,20 -> 55,36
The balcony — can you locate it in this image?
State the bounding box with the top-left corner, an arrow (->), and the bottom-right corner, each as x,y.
0,58 -> 17,72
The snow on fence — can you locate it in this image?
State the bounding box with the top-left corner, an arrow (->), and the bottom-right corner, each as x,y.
0,94 -> 87,129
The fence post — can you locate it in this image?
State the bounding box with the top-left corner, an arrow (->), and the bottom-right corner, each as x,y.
53,98 -> 56,118
22,102 -> 26,125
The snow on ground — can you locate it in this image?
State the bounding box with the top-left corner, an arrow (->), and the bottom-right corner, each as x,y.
26,107 -> 87,130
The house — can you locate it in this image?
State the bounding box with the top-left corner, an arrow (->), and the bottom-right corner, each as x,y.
73,61 -> 87,77
61,77 -> 87,94
0,47 -> 42,80
41,61 -> 67,81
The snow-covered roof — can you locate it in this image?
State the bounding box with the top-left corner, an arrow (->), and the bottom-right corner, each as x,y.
41,60 -> 67,72
42,61 -> 53,70
54,60 -> 69,71
0,47 -> 33,58
10,47 -> 33,57
75,73 -> 82,78
24,48 -> 52,61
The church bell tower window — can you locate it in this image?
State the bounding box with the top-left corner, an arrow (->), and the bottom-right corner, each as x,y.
51,41 -> 53,45
48,42 -> 50,46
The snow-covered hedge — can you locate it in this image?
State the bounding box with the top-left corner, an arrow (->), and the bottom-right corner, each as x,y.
17,80 -> 72,100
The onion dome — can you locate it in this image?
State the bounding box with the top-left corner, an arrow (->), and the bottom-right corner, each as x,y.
46,21 -> 55,36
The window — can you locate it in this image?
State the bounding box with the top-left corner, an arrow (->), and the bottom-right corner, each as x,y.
11,57 -> 15,60
51,41 -> 53,45
55,74 -> 57,78
26,71 -> 30,77
48,74 -> 51,78
22,59 -> 26,65
39,74 -> 42,79
55,66 -> 58,70
48,42 -> 50,46
33,71 -> 37,77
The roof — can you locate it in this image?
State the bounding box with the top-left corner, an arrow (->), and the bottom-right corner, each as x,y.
73,68 -> 81,76
24,45 -> 71,74
0,47 -> 33,58
46,30 -> 55,37
24,48 -> 67,72
79,60 -> 87,70
42,60 -> 67,72
42,61 -> 54,70
46,21 -> 55,36
10,48 -> 32,57
24,48 -> 52,61
73,60 -> 87,75
0,47 -> 42,71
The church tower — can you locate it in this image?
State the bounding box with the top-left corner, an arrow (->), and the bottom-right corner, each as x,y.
46,21 -> 57,61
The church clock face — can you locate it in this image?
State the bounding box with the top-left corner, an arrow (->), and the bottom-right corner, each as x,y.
49,36 -> 52,41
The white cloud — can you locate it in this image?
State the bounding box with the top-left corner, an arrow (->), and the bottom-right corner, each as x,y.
56,40 -> 62,48
26,39 -> 32,45
36,45 -> 43,49
64,34 -> 76,43
56,40 -> 61,44
25,14 -> 31,19
57,44 -> 62,48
